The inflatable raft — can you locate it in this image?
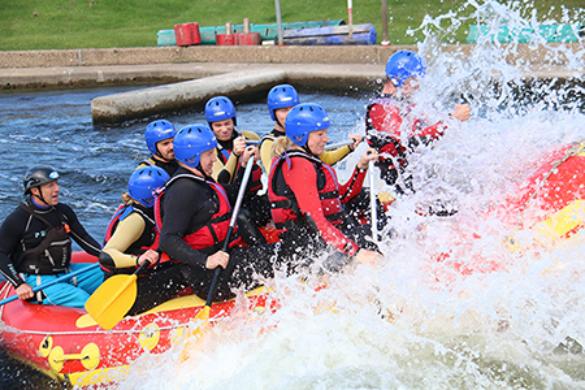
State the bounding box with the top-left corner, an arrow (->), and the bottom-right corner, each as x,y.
0,142 -> 582,387
0,255 -> 274,387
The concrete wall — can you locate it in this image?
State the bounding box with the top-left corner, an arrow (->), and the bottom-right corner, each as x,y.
0,46 -> 405,68
1,43 -> 580,69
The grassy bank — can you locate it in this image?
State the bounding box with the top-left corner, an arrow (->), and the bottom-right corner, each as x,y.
0,0 -> 581,50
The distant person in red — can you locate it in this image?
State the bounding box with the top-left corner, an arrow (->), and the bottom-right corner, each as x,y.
268,103 -> 381,273
366,50 -> 471,194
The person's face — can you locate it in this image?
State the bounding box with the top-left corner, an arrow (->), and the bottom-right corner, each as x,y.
156,138 -> 175,161
401,77 -> 420,97
199,149 -> 217,177
307,130 -> 329,156
32,181 -> 60,206
211,119 -> 235,141
275,107 -> 293,129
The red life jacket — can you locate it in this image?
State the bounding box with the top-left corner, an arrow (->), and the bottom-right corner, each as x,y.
366,97 -> 445,161
103,204 -> 159,254
154,173 -> 237,255
268,150 -> 345,229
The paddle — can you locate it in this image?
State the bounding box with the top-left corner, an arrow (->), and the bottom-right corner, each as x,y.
369,160 -> 378,244
0,263 -> 100,307
193,156 -> 256,324
84,256 -> 150,330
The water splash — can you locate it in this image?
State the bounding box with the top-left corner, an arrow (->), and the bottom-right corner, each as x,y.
115,1 -> 585,388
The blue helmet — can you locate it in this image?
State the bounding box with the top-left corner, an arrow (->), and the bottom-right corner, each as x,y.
385,50 -> 426,87
145,120 -> 176,155
173,124 -> 218,168
285,103 -> 330,147
204,96 -> 236,124
267,84 -> 300,121
128,166 -> 170,208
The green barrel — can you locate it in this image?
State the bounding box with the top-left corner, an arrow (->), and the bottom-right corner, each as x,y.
467,23 -> 582,44
157,29 -> 176,46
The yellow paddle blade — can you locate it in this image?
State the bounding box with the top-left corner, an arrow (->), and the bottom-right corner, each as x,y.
179,305 -> 212,362
84,274 -> 138,330
193,305 -> 211,322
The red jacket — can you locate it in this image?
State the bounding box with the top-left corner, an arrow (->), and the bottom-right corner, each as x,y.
366,96 -> 446,162
268,150 -> 366,256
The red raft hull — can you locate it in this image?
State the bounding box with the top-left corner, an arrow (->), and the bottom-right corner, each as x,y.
432,141 -> 584,279
0,252 -> 274,387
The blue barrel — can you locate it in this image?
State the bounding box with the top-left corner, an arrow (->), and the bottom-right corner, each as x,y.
282,24 -> 376,45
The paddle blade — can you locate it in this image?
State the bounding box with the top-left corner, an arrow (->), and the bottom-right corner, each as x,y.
179,305 -> 212,362
85,274 -> 138,330
194,305 -> 211,322
192,304 -> 212,338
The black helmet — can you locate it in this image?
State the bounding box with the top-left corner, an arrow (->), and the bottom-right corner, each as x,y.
23,166 -> 60,194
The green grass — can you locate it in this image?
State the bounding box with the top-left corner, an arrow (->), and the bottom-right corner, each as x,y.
0,0 -> 582,50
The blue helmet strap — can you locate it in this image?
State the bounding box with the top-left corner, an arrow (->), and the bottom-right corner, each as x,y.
220,148 -> 231,161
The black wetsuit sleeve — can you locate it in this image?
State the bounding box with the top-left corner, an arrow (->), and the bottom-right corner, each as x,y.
159,180 -> 211,269
0,210 -> 26,287
60,204 -> 102,256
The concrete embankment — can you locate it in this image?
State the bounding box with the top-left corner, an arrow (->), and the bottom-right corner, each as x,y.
0,46 -> 401,68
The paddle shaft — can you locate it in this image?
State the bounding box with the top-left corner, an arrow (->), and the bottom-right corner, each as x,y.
369,160 -> 378,244
204,157 -> 256,308
0,263 -> 100,306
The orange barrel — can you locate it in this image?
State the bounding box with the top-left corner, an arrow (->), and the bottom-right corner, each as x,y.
236,32 -> 261,45
190,22 -> 201,45
174,23 -> 194,46
216,33 -> 237,45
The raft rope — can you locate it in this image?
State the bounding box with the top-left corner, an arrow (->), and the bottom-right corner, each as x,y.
2,317 -> 219,336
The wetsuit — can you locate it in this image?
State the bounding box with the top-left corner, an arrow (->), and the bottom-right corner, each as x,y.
101,203 -> 158,272
259,128 -> 354,175
213,130 -> 271,231
268,149 -> 378,274
365,94 -> 446,193
157,167 -> 275,302
0,199 -> 103,308
100,202 -> 191,315
137,156 -> 179,177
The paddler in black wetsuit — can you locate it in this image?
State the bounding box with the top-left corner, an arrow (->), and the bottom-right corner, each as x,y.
157,124 -> 275,301
204,96 -> 269,243
136,119 -> 179,176
0,167 -> 103,308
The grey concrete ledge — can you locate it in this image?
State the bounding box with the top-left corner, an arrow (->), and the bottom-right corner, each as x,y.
0,46 -> 407,68
1,43 -> 582,69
